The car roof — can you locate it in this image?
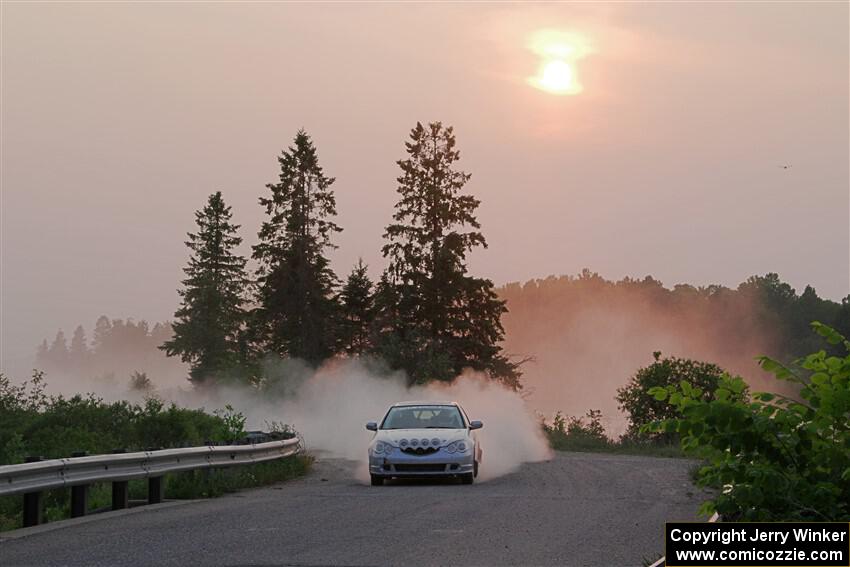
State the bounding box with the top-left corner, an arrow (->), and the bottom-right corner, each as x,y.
391,400 -> 459,407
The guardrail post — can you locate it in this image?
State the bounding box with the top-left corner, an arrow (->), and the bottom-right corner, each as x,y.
148,476 -> 164,504
201,440 -> 214,483
70,451 -> 89,518
22,456 -> 43,527
111,448 -> 129,510
146,447 -> 164,504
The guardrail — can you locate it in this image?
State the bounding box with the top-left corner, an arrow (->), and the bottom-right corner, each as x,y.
0,438 -> 300,527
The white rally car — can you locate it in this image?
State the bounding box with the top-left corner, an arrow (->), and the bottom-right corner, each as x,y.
366,401 -> 483,485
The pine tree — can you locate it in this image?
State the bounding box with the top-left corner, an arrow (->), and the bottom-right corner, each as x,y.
92,315 -> 112,354
161,191 -> 248,386
835,295 -> 850,341
375,121 -> 520,388
36,339 -> 49,366
69,325 -> 89,371
251,130 -> 341,365
48,330 -> 69,366
339,259 -> 374,355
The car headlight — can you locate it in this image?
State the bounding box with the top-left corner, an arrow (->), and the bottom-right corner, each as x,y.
372,441 -> 394,455
445,440 -> 471,454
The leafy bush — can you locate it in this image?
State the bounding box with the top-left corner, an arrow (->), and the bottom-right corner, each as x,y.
616,352 -> 745,442
0,371 -> 50,465
543,410 -> 613,452
541,410 -> 682,457
645,322 -> 850,521
129,371 -> 153,393
214,404 -> 248,441
0,372 -> 247,465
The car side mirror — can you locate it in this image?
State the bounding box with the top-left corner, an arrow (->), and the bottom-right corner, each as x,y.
469,420 -> 483,430
366,422 -> 378,431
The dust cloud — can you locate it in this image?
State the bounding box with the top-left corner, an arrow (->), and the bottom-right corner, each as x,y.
209,359 -> 552,483
29,357 -> 552,483
499,275 -> 779,435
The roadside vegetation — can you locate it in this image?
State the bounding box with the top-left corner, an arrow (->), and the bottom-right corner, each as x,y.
645,323 -> 849,521
541,351 -> 741,458
0,373 -> 310,531
544,323 -> 848,521
0,372 -> 246,466
541,410 -> 682,458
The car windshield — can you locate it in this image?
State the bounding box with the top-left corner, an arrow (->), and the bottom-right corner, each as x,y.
380,405 -> 465,430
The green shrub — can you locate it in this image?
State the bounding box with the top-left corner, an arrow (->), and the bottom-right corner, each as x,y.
543,410 -> 614,452
542,409 -> 682,457
645,322 -> 850,521
617,353 -> 745,442
213,404 -> 248,441
0,374 -> 244,464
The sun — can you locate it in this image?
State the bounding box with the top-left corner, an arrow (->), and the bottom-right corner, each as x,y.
533,60 -> 576,95
526,29 -> 592,96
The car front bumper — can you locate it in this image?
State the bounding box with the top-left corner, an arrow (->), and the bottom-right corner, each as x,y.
369,449 -> 474,477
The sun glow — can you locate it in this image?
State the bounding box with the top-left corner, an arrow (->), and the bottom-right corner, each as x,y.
533,60 -> 576,95
526,29 -> 592,96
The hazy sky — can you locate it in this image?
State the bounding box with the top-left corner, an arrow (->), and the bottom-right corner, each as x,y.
2,2 -> 848,374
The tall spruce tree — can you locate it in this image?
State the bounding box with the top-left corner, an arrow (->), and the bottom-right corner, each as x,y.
251,130 -> 341,365
36,339 -> 49,367
375,121 -> 520,388
69,325 -> 89,370
92,315 -> 112,354
339,259 -> 374,355
161,191 -> 248,386
48,330 -> 69,365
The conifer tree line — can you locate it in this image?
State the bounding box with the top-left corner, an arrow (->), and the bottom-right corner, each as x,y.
161,123 -> 519,390
36,318 -> 175,388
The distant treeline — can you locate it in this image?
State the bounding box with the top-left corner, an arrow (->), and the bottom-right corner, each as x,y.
36,318 -> 179,390
496,270 -> 849,423
37,271 -> 847,394
501,270 -> 850,364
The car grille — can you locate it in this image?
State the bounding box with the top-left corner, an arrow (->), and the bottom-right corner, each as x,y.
401,447 -> 439,456
394,464 -> 447,473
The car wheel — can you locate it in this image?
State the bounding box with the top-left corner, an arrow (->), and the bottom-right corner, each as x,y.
474,460 -> 479,478
370,474 -> 384,486
461,473 -> 474,485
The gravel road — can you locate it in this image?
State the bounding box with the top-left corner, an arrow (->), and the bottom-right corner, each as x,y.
0,452 -> 708,567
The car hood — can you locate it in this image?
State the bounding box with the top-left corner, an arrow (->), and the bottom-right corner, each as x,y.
373,428 -> 469,447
